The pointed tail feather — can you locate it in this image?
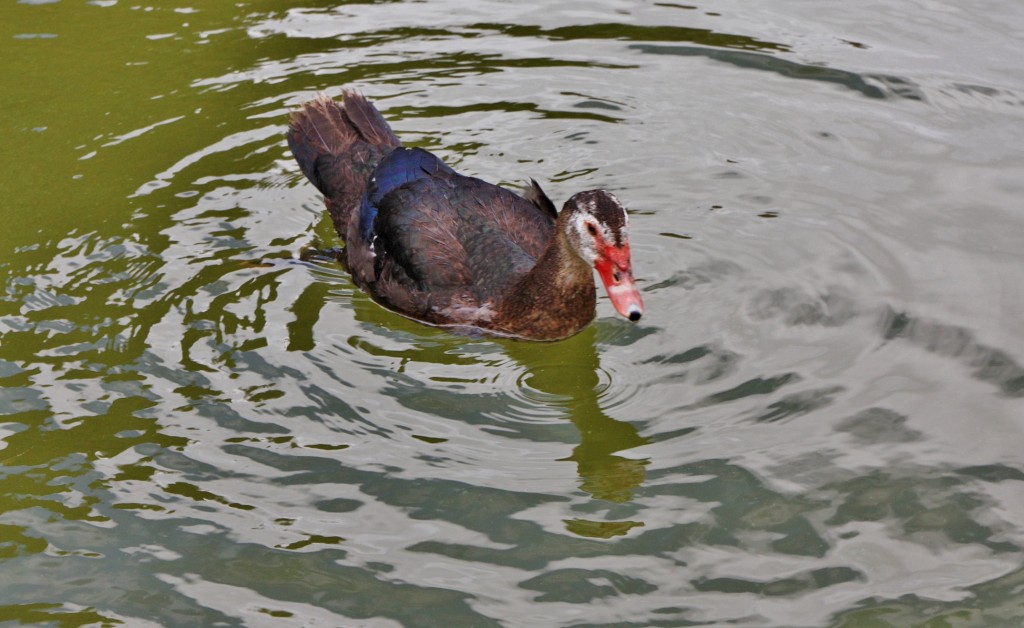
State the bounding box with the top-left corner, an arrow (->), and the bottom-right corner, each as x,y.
338,88 -> 401,148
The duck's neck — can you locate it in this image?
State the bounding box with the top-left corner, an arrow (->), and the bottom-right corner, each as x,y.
495,231 -> 596,340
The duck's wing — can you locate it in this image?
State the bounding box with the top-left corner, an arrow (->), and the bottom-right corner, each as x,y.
357,148 -> 555,313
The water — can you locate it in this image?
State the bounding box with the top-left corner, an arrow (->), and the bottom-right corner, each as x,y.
2,0 -> 1023,625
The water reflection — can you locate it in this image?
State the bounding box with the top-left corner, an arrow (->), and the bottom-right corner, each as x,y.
632,44 -> 900,100
879,306 -> 1024,397
336,273 -> 654,517
506,329 -> 651,511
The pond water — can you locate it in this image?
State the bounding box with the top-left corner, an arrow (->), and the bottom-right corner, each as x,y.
2,0 -> 1024,625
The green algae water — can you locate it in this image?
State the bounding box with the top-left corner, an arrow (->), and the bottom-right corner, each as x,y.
2,0 -> 1024,625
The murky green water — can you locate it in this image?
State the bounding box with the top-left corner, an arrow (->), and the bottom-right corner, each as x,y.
3,0 -> 1024,625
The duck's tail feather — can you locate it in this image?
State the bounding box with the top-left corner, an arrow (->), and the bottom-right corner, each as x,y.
287,90 -> 401,234
524,179 -> 558,220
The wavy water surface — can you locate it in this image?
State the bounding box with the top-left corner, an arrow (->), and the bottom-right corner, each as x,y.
2,0 -> 1024,625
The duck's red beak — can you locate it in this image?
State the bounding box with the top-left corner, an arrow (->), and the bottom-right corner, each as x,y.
594,244 -> 644,322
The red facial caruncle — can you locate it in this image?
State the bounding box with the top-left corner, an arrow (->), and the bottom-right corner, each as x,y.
593,238 -> 644,322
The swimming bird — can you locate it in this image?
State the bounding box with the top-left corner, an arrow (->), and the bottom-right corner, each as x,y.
287,90 -> 644,340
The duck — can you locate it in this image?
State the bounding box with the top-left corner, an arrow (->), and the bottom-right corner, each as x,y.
287,89 -> 644,341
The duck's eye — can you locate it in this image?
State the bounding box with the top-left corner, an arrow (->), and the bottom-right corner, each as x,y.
586,222 -> 598,236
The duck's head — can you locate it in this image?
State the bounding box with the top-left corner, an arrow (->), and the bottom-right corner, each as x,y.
562,190 -> 645,322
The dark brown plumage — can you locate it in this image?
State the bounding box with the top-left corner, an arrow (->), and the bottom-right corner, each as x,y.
288,89 -> 644,340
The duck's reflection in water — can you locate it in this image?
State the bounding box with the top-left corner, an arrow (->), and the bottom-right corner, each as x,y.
506,326 -> 649,536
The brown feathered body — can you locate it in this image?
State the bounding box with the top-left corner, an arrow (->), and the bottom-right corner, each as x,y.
288,90 -> 644,340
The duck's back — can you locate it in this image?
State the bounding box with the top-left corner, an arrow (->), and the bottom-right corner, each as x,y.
347,147 -> 556,325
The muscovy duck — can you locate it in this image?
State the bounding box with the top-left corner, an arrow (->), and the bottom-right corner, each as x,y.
287,90 -> 644,341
